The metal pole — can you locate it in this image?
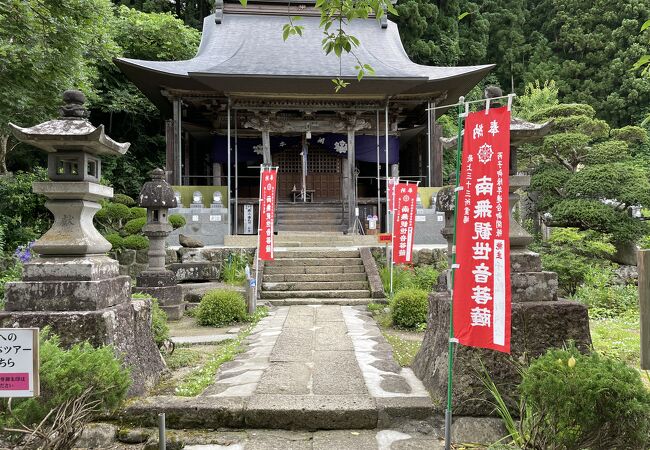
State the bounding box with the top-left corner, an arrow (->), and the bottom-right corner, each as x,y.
255,165 -> 263,314
376,109 -> 381,231
158,413 -> 166,450
227,100 -> 232,235
235,110 -> 238,235
444,96 -> 466,450
385,102 -> 390,231
427,101 -> 432,187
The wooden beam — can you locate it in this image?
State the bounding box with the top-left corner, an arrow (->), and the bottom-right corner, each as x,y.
640,249 -> 650,370
431,123 -> 443,186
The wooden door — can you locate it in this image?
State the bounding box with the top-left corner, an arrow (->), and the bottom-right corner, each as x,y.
275,148 -> 342,201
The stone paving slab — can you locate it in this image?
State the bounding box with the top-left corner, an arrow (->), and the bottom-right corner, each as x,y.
171,334 -> 232,345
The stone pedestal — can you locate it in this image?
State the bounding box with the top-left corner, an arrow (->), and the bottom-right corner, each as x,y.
134,270 -> 183,320
3,257 -> 165,395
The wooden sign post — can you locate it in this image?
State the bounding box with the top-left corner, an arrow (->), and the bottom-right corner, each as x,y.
639,250 -> 650,370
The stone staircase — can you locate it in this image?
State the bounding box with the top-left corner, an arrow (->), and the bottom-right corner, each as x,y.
277,202 -> 345,232
261,248 -> 373,305
224,231 -> 379,247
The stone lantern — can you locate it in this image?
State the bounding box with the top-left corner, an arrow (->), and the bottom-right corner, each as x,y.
134,168 -> 183,320
1,90 -> 165,394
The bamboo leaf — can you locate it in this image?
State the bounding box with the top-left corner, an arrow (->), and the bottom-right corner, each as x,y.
642,19 -> 650,31
458,11 -> 470,21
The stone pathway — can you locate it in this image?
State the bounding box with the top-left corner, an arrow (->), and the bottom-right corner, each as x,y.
200,305 -> 434,430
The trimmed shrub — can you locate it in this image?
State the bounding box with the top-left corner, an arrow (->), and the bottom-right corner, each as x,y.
98,202 -> 130,222
196,290 -> 247,327
123,234 -> 149,250
0,330 -> 130,429
391,288 -> 428,329
169,214 -> 186,229
379,265 -> 416,294
113,193 -> 136,207
128,207 -> 147,220
132,293 -> 169,347
124,217 -> 147,235
105,232 -> 125,250
519,347 -> 650,449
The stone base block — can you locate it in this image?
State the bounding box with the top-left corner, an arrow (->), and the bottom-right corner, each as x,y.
5,275 -> 131,311
22,255 -> 120,281
510,250 -> 542,272
169,262 -> 219,282
511,271 -> 558,302
412,291 -> 591,416
0,299 -> 165,396
133,285 -> 184,320
137,270 -> 178,288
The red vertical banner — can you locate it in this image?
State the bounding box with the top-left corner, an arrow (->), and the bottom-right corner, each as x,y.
258,168 -> 278,261
453,106 -> 511,353
387,177 -> 398,213
392,183 -> 417,264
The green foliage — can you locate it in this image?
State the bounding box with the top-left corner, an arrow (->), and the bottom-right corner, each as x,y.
164,348 -> 201,370
168,214 -> 186,229
382,332 -> 422,367
380,264 -> 413,294
128,207 -> 147,220
123,234 -> 149,250
412,266 -> 439,292
112,193 -> 136,207
0,0 -> 118,172
0,169 -> 50,250
0,260 -> 22,309
573,267 -> 638,319
0,330 -> 130,429
95,202 -> 131,231
104,232 -> 125,250
132,293 -> 169,347
515,80 -> 559,121
123,217 -> 147,235
221,252 -> 251,285
537,228 -> 615,296
196,290 -> 247,327
519,347 -> 650,449
391,288 -> 428,329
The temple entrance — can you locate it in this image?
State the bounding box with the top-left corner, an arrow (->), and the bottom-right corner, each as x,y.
274,147 -> 342,202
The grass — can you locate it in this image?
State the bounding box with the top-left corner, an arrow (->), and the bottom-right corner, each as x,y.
590,315 -> 650,388
382,331 -> 422,367
174,306 -> 268,396
164,348 -> 203,370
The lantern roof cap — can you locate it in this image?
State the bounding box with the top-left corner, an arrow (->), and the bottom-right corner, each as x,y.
138,168 -> 178,208
9,90 -> 130,156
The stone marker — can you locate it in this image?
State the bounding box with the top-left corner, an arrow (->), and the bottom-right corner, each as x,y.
134,168 -> 184,320
180,234 -> 205,248
1,90 -> 165,395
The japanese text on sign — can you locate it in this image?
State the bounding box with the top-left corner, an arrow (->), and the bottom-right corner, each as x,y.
453,106 -> 511,353
258,169 -> 278,261
392,183 -> 417,264
0,328 -> 39,398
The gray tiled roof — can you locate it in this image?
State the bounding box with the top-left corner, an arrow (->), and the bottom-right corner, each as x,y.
115,12 -> 493,104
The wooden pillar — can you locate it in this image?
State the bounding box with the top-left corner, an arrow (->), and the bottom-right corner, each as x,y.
165,119 -> 176,185
262,129 -> 271,165
431,123 -> 443,186
639,249 -> 650,370
172,98 -> 182,186
347,127 -> 356,232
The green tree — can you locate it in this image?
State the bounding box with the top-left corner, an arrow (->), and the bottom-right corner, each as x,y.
92,6 -> 201,195
526,102 -> 650,244
0,0 -> 118,174
524,0 -> 650,126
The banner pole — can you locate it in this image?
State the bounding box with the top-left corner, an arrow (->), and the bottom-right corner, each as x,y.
255,164 -> 264,299
444,96 -> 465,450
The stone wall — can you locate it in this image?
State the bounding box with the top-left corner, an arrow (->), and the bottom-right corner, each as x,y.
369,246 -> 447,269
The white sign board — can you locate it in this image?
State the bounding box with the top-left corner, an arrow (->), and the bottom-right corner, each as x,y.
0,328 -> 39,398
416,215 -> 426,222
209,215 -> 221,222
244,204 -> 254,235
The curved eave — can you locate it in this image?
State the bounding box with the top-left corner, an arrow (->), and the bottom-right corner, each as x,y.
9,122 -> 130,155
440,119 -> 554,149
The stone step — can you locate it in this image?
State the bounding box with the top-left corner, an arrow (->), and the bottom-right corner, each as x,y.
266,257 -> 363,267
275,250 -> 360,258
278,224 -> 346,232
263,273 -> 368,283
264,265 -> 366,275
262,281 -> 370,291
260,290 -> 371,299
278,218 -> 343,225
267,298 -> 375,306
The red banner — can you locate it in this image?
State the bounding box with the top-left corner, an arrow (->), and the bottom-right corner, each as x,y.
387,177 -> 398,213
258,168 -> 278,261
453,106 -> 511,353
392,183 -> 417,264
